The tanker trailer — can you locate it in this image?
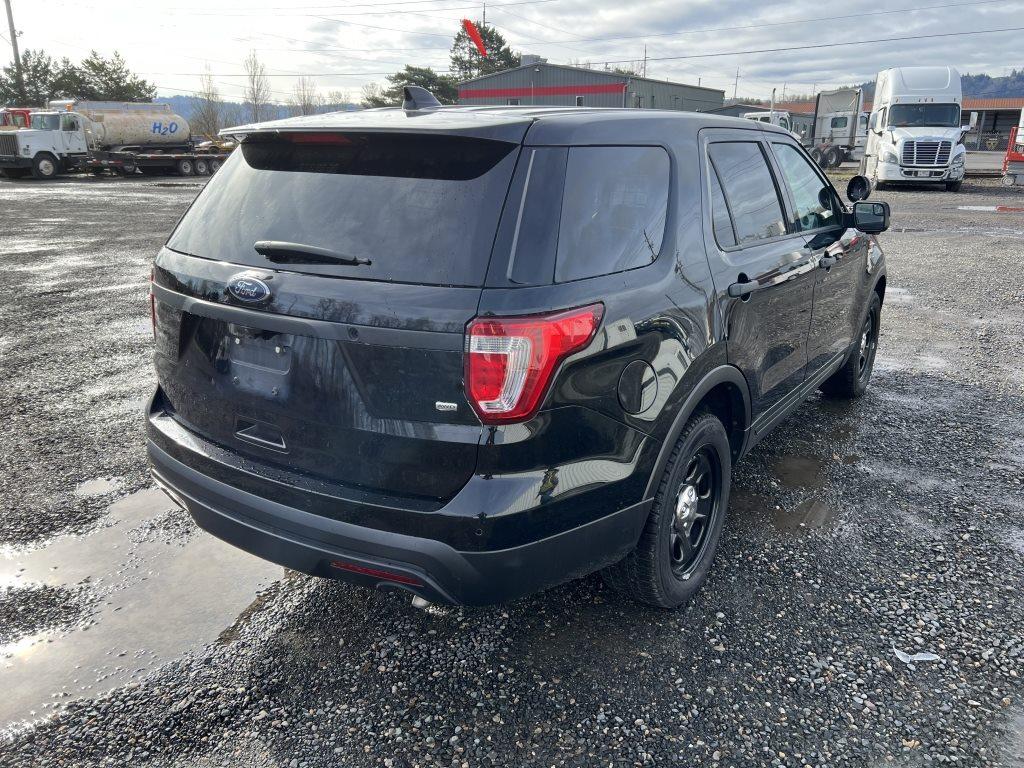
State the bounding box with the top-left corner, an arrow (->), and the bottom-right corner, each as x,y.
0,100 -> 231,179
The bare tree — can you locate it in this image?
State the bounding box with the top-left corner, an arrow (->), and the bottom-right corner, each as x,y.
242,50 -> 271,123
323,88 -> 351,112
190,66 -> 222,139
360,82 -> 387,109
289,76 -> 321,116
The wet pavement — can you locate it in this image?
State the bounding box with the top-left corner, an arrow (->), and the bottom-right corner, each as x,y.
0,174 -> 1022,766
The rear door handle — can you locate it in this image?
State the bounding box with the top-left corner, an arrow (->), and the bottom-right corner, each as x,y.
727,279 -> 761,298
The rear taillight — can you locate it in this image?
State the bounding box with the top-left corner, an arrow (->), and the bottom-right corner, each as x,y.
465,303 -> 603,424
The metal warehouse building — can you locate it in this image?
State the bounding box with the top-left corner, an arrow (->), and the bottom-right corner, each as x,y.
458,59 -> 725,111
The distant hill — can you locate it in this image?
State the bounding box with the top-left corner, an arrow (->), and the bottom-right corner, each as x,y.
775,70 -> 1024,105
154,94 -> 358,123
853,69 -> 1024,100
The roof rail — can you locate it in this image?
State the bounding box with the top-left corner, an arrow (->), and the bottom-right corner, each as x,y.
402,86 -> 442,111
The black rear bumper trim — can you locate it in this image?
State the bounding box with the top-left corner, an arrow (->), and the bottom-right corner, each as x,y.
148,440 -> 651,606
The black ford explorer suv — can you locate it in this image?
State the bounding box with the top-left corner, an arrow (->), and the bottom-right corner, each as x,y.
147,88 -> 889,609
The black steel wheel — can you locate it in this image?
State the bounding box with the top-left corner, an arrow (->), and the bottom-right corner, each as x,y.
668,447 -> 722,578
821,291 -> 882,398
602,412 -> 731,609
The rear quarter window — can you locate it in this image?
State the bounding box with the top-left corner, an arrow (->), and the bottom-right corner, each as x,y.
554,146 -> 670,283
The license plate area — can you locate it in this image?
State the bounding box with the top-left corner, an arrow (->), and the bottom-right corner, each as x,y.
224,324 -> 293,399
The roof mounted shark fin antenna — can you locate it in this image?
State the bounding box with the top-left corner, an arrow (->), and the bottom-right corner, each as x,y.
402,86 -> 442,111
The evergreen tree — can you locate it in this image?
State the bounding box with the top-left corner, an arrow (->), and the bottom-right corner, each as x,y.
449,22 -> 520,82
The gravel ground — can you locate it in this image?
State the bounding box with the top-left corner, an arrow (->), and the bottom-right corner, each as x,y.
1,174 -> 1022,767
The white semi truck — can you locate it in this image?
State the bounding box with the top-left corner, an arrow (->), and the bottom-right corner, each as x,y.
862,67 -> 976,191
0,100 -> 230,180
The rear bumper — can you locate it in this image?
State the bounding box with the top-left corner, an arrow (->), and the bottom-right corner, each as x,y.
149,439 -> 651,605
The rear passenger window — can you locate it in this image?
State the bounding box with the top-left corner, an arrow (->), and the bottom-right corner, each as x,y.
708,164 -> 736,248
771,142 -> 837,232
554,146 -> 669,283
707,142 -> 786,245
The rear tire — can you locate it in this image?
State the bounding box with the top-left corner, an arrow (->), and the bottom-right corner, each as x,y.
31,153 -> 60,180
820,292 -> 881,399
176,158 -> 194,176
209,158 -> 222,173
602,412 -> 731,609
824,146 -> 841,168
810,147 -> 824,168
194,158 -> 210,176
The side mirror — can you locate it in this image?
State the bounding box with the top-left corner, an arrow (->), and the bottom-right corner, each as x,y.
846,175 -> 871,202
852,201 -> 890,234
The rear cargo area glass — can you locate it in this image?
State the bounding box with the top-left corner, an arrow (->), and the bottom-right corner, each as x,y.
167,132 -> 519,287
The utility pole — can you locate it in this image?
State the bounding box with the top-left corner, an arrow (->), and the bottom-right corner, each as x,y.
482,1 -> 486,28
4,0 -> 26,103
642,45 -> 647,79
732,68 -> 739,101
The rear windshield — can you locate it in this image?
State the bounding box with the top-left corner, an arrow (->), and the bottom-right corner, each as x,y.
167,132 -> 519,286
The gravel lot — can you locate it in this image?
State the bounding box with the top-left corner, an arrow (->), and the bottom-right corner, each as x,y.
1,174 -> 1022,767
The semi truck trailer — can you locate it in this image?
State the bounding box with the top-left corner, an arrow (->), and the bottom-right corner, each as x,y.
804,88 -> 866,169
0,100 -> 230,180
861,67 -> 976,191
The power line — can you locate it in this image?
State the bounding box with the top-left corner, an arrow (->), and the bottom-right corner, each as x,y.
485,0 -> 1010,48
587,25 -> 1024,67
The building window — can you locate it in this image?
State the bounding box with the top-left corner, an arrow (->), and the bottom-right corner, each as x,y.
575,96 -> 584,107
506,98 -> 520,105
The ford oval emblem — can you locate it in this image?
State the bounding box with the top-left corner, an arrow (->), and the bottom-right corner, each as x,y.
226,274 -> 272,305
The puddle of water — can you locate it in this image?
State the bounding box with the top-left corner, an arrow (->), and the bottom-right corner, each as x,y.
772,499 -> 836,532
730,489 -> 836,535
773,455 -> 826,489
74,477 -> 123,498
0,488 -> 281,731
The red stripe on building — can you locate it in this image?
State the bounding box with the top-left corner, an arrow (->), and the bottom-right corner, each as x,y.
459,83 -> 627,99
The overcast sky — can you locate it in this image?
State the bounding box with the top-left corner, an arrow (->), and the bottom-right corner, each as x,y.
6,0 -> 1023,103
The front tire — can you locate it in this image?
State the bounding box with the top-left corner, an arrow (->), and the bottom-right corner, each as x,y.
603,412 -> 731,609
31,153 -> 60,180
820,292 -> 881,399
945,180 -> 962,192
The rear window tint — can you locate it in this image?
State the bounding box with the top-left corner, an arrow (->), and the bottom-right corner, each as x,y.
167,133 -> 519,287
554,146 -> 669,283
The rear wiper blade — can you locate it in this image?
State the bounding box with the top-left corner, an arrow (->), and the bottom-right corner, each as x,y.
253,240 -> 371,266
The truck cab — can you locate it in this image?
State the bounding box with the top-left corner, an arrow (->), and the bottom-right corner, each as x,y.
0,110 -> 90,179
863,67 -> 976,191
743,111 -> 792,133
